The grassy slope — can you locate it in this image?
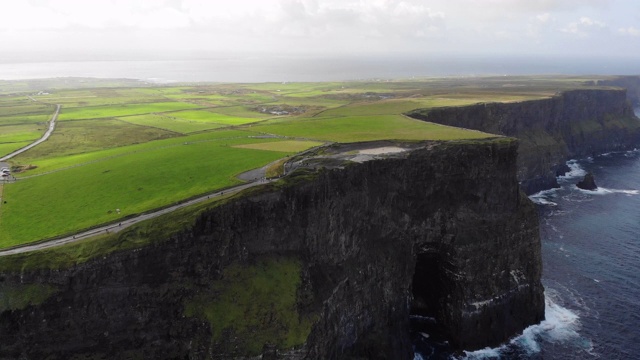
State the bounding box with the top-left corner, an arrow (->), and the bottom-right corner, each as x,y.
58,102 -> 202,120
12,129 -> 255,174
0,101 -> 55,151
0,138 -> 314,247
118,113 -> 226,133
185,257 -> 315,355
252,114 -> 489,142
0,142 -> 30,156
1,77 -> 599,247
14,119 -> 180,160
0,283 -> 58,312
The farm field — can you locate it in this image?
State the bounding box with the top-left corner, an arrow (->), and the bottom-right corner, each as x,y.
0,76 -> 606,248
0,101 -> 56,157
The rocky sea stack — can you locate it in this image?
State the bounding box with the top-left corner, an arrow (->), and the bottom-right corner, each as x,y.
577,172 -> 598,190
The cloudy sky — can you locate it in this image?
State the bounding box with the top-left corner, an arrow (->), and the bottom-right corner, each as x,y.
2,0 -> 640,60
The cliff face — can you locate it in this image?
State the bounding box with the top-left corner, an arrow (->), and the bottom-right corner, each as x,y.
0,139 -> 544,359
407,89 -> 640,194
600,76 -> 640,106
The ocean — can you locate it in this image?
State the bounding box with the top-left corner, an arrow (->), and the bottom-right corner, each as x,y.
415,108 -> 640,359
1,56 -> 639,83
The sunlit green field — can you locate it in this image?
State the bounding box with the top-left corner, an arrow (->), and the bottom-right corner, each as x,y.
1,136 -> 306,246
171,109 -> 261,125
118,114 -> 226,133
0,76 -> 601,247
58,102 -> 204,120
0,101 -> 56,155
0,142 -> 30,156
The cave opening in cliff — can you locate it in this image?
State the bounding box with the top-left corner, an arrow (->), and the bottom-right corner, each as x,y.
410,251 -> 451,345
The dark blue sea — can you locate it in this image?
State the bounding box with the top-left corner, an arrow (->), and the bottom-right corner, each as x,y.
416,109 -> 640,359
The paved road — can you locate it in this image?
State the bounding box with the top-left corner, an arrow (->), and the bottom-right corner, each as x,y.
0,179 -> 273,256
0,133 -> 324,256
0,104 -> 60,162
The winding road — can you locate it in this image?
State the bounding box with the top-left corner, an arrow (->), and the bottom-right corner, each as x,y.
0,178 -> 274,256
0,102 -> 288,257
0,104 -> 60,162
0,118 -> 328,256
0,141 -> 395,256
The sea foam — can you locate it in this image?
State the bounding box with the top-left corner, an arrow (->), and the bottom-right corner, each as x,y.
558,160 -> 586,181
456,291 -> 589,360
576,186 -> 640,196
529,188 -> 559,206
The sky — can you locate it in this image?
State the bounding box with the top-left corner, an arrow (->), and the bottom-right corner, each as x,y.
1,0 -> 640,61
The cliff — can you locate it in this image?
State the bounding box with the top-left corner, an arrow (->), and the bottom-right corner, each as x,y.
600,75 -> 640,106
0,139 -> 543,359
407,89 -> 640,194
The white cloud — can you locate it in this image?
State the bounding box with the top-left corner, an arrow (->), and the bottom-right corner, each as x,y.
0,2 -> 64,30
0,0 -> 638,59
561,16 -> 606,36
618,26 -> 640,37
0,0 -> 197,30
578,16 -> 605,27
270,0 -> 446,39
536,13 -> 551,23
138,7 -> 191,29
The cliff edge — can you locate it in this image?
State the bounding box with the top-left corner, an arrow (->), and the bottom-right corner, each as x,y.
0,139 -> 543,359
407,88 -> 640,194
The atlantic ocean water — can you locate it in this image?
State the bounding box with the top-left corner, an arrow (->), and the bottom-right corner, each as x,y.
415,109 -> 640,359
1,56 -> 640,83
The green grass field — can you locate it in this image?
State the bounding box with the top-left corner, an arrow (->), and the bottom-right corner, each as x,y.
171,109 -> 262,125
118,113 -> 226,133
234,140 -> 324,152
12,119 -> 179,161
11,129 -> 255,175
0,124 -> 43,143
0,137 -> 320,247
0,113 -> 52,125
0,76 -> 604,248
252,114 -> 489,143
0,100 -> 55,156
0,142 -> 30,156
59,102 -> 202,120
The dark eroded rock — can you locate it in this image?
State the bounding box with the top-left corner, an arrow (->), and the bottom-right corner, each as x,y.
407,88 -> 640,194
0,139 -> 543,359
577,172 -> 598,190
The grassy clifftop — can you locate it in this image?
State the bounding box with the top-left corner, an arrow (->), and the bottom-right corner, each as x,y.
0,76 -> 625,247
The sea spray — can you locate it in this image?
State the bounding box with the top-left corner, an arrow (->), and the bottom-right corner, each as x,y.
529,188 -> 559,206
456,291 -> 587,360
575,187 -> 640,196
558,160 -> 587,181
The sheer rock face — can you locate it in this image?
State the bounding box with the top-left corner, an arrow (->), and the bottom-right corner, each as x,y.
407,89 -> 640,194
601,75 -> 640,106
0,140 -> 543,359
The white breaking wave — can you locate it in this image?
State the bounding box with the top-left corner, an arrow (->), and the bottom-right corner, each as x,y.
625,148 -> 640,158
576,186 -> 640,196
558,160 -> 586,181
457,291 -> 590,359
529,188 -> 559,206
